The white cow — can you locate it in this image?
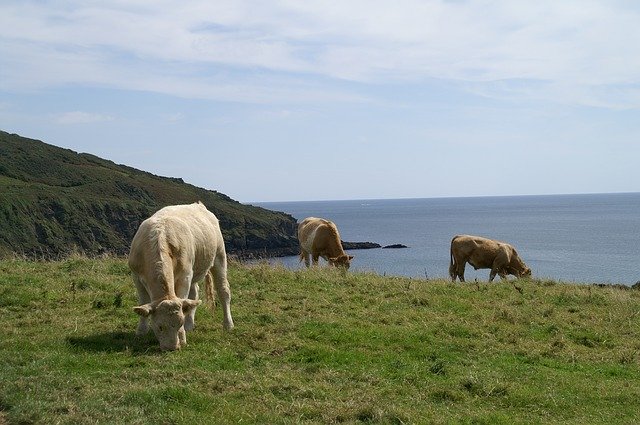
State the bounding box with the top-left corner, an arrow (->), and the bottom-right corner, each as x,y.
128,202 -> 234,351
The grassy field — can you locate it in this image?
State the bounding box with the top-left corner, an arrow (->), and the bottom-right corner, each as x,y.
1,257 -> 639,424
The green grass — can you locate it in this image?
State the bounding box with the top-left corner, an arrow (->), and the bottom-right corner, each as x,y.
1,258 -> 640,424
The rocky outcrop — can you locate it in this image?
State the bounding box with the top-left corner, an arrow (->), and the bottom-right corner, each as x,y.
383,244 -> 408,249
341,241 -> 381,250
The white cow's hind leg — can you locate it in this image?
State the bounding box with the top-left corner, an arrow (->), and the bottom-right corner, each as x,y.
212,252 -> 234,331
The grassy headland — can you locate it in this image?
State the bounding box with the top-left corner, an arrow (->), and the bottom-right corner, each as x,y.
1,258 -> 639,424
0,130 -> 298,258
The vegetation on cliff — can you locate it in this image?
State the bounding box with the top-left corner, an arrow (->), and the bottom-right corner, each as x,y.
0,130 -> 298,258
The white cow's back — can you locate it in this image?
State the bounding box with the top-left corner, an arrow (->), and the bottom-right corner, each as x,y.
129,202 -> 225,297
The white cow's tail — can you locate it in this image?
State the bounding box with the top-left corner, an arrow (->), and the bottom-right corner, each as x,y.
154,226 -> 176,297
204,270 -> 216,311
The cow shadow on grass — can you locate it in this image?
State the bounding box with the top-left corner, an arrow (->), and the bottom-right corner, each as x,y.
66,331 -> 162,355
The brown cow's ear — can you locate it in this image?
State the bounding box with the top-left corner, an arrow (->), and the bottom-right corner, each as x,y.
133,304 -> 154,317
181,299 -> 201,313
348,256 -> 354,260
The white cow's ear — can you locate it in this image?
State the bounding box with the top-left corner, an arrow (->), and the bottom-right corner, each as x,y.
181,299 -> 201,313
133,304 -> 154,317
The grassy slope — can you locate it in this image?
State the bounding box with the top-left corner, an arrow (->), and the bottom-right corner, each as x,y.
1,258 -> 639,424
0,131 -> 298,257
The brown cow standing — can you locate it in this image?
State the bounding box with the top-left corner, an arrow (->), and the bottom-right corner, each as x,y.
449,234 -> 531,282
298,217 -> 353,269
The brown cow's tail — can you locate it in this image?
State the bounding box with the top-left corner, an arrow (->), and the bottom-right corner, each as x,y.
204,270 -> 216,312
449,237 -> 457,280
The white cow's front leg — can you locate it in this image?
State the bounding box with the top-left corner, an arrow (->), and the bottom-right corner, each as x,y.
133,274 -> 151,336
136,317 -> 149,336
178,326 -> 187,347
174,269 -> 196,331
184,282 -> 199,331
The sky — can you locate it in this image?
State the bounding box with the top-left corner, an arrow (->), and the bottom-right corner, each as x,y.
1,0 -> 640,202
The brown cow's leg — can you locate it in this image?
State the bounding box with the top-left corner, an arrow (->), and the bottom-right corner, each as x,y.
489,269 -> 498,282
490,267 -> 510,282
300,249 -> 311,267
491,249 -> 509,282
312,254 -> 320,266
457,263 -> 466,282
449,261 -> 457,281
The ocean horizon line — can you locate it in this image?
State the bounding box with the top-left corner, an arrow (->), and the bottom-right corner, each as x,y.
250,190 -> 640,205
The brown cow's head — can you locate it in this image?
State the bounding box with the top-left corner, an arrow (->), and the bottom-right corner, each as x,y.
509,250 -> 531,279
329,254 -> 354,270
520,266 -> 532,278
509,263 -> 532,279
133,298 -> 201,351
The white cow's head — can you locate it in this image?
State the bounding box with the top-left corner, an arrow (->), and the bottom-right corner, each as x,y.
133,298 -> 201,351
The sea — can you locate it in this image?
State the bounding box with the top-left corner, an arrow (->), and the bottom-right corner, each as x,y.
254,193 -> 640,285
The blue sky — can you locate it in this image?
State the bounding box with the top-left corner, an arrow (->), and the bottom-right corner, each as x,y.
1,0 -> 640,202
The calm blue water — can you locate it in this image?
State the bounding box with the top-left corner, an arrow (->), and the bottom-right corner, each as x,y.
255,193 -> 640,285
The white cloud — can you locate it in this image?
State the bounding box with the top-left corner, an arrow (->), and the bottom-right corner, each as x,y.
54,111 -> 114,125
164,112 -> 184,122
1,0 -> 640,106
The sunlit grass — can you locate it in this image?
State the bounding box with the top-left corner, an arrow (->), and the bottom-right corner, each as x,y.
1,257 -> 639,424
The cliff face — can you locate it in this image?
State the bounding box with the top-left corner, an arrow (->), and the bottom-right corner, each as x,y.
0,131 -> 299,258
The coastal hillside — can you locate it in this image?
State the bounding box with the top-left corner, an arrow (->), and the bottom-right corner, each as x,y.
0,130 -> 299,258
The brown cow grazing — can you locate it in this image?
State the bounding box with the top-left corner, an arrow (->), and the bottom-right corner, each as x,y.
298,217 -> 353,269
449,234 -> 531,282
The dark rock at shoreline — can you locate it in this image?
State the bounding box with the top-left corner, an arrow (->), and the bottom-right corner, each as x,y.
231,246 -> 300,260
235,240 -> 384,259
341,241 -> 382,250
593,282 -> 636,290
382,244 -> 408,249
